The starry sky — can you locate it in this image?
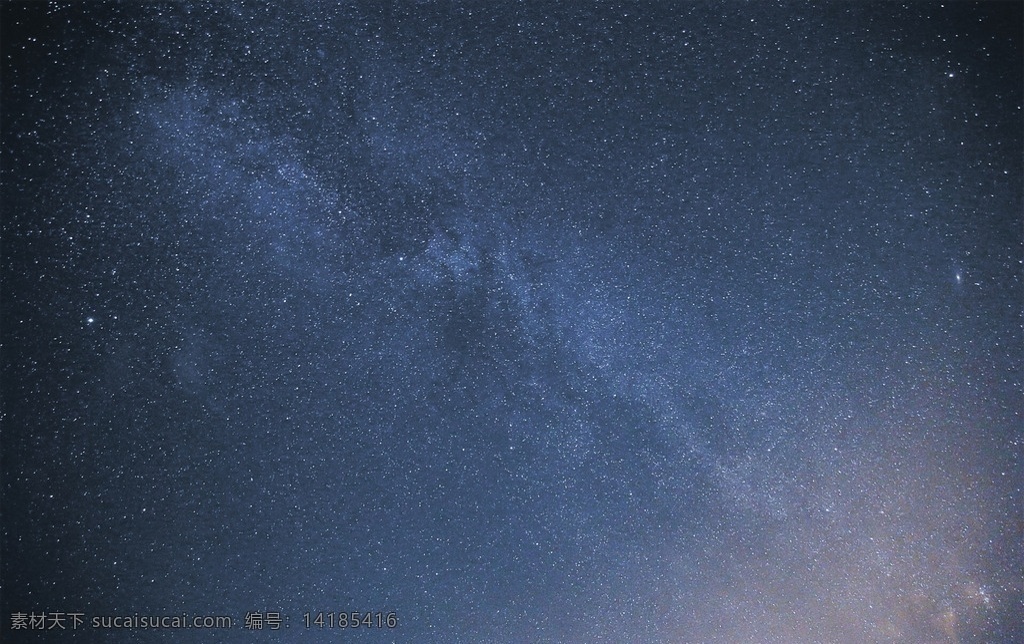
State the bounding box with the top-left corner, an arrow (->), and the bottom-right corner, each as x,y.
2,2 -> 1021,642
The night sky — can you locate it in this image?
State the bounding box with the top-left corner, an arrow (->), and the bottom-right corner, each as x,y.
2,2 -> 1022,642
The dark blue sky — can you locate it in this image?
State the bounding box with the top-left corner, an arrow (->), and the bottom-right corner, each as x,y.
3,2 -> 1021,642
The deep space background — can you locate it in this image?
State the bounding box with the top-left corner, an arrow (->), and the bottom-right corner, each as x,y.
2,2 -> 1022,642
